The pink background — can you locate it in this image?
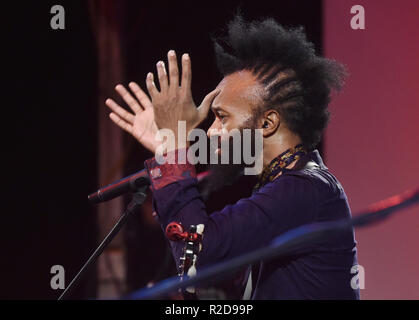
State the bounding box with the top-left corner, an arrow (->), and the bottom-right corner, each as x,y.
324,0 -> 419,299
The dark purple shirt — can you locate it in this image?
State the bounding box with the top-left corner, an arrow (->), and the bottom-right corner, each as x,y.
145,150 -> 360,299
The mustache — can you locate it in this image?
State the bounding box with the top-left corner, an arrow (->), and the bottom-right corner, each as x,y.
198,127 -> 259,200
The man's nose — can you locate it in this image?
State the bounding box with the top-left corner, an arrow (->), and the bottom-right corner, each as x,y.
207,120 -> 222,138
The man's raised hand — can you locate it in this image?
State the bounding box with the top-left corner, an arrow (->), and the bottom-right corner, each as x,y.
145,50 -> 220,143
106,82 -> 160,153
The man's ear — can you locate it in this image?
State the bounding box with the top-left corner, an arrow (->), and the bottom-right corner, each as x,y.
261,109 -> 281,137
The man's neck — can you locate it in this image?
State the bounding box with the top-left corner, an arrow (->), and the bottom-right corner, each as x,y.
262,132 -> 302,168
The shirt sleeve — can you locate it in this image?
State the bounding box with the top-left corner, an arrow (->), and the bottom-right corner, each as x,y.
144,149 -> 319,268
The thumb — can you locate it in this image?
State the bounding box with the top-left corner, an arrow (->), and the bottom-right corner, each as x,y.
197,89 -> 220,122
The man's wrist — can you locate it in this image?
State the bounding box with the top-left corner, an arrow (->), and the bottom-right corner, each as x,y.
165,141 -> 190,154
145,147 -> 196,191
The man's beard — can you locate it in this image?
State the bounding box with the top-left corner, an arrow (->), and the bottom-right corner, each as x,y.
198,118 -> 259,201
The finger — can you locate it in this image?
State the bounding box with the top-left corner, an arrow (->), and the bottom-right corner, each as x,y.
156,61 -> 168,92
105,98 -> 135,124
109,112 -> 134,134
181,53 -> 192,93
167,50 -> 179,89
146,72 -> 159,98
197,89 -> 221,121
128,82 -> 153,110
114,84 -> 142,114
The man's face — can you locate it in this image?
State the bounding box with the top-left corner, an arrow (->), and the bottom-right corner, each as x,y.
208,70 -> 264,140
199,70 -> 264,197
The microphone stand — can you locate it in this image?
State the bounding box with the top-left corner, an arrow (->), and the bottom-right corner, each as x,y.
58,184 -> 149,300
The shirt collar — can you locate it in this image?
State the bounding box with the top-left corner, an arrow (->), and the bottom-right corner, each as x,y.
284,149 -> 327,172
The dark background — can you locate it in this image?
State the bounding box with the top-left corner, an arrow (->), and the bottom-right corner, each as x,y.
3,0 -> 322,299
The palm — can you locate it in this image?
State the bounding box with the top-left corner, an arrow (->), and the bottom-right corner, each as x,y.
132,107 -> 159,153
145,50 -> 220,139
106,82 -> 160,154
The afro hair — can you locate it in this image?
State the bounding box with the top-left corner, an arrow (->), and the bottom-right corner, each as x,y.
213,15 -> 347,150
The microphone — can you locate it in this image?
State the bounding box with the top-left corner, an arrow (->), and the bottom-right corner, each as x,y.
88,169 -> 210,204
88,169 -> 150,204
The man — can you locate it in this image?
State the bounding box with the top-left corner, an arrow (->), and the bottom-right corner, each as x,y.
105,15 -> 360,299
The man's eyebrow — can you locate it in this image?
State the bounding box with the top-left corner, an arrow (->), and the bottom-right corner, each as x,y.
210,104 -> 224,112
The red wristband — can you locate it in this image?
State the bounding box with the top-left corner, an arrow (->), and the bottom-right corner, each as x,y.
144,148 -> 197,191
